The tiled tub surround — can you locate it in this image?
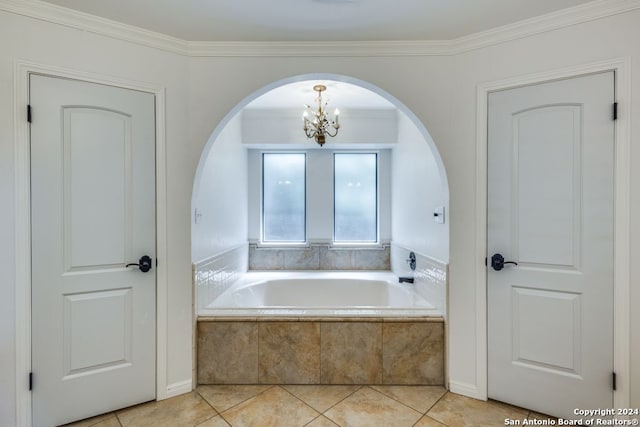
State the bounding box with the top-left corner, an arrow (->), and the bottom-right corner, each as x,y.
197,317 -> 444,386
248,242 -> 390,270
193,245 -> 248,311
391,243 -> 448,316
195,246 -> 446,388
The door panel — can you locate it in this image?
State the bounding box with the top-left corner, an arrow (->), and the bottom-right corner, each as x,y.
511,287 -> 582,374
31,75 -> 156,426
513,105 -> 582,268
64,107 -> 133,269
487,72 -> 614,418
63,289 -> 133,377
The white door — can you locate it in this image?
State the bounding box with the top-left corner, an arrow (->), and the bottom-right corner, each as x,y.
487,72 -> 614,418
31,75 -> 156,426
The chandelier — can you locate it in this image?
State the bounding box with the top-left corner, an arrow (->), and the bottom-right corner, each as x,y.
303,84 -> 340,147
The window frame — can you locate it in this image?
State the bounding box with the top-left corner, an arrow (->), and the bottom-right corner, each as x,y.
260,152 -> 307,245
332,151 -> 380,245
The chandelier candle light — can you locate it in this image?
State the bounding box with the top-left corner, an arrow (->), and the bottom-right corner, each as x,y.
303,84 -> 340,147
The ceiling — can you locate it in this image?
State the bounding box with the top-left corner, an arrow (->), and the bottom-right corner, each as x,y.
245,81 -> 395,110
38,0 -> 594,42
33,0 -> 595,109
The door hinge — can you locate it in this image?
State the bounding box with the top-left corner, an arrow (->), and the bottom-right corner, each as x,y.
613,102 -> 618,121
485,257 -> 488,267
29,372 -> 33,391
27,105 -> 32,123
612,371 -> 617,391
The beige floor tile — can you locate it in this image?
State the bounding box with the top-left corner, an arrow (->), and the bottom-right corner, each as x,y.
370,385 -> 446,413
414,415 -> 447,426
283,385 -> 360,413
324,386 -> 422,427
222,386 -> 319,427
197,385 -> 271,412
489,399 -> 530,416
305,415 -> 340,427
116,392 -> 216,427
427,393 -> 526,427
196,415 -> 231,427
61,415 -> 121,427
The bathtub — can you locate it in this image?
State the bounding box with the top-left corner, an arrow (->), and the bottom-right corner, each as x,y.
199,271 -> 440,317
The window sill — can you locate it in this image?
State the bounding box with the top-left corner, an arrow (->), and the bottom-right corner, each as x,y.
254,242 -> 310,249
329,242 -> 386,250
250,241 -> 389,251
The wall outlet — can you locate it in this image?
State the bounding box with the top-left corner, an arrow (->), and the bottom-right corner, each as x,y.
434,206 -> 445,224
194,208 -> 203,224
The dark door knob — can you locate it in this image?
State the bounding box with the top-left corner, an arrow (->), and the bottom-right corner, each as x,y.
491,253 -> 518,271
126,255 -> 153,273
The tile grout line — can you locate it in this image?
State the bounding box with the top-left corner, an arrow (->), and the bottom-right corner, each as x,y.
217,412 -> 233,427
282,383 -> 364,427
89,413 -> 122,427
318,384 -> 363,423
413,413 -> 449,427
421,391 -> 451,426
423,389 -> 449,415
371,385 -> 448,416
193,388 -> 224,426
278,386 -> 325,426
113,411 -> 124,427
364,385 -> 426,419
195,384 -> 276,421
379,323 -> 384,385
257,323 -> 261,384
196,413 -> 222,427
319,322 -> 322,385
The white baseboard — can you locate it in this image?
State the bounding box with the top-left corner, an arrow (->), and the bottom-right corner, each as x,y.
161,379 -> 193,400
448,380 -> 485,401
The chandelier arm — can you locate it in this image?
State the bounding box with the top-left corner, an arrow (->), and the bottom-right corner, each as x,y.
302,84 -> 340,146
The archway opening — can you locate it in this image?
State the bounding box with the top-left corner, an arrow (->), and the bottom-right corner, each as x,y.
191,73 -> 449,315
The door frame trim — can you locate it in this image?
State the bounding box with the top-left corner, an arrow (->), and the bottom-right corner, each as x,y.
14,60 -> 171,427
474,57 -> 631,408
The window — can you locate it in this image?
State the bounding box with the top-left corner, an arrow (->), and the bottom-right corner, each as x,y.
334,153 -> 378,242
262,153 -> 306,242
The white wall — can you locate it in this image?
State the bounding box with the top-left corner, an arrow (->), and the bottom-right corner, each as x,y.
247,149 -> 392,243
192,114 -> 248,262
392,113 -> 449,262
0,10 -> 192,426
2,5 -> 640,425
446,11 -> 640,400
187,11 -> 640,407
242,108 -> 398,147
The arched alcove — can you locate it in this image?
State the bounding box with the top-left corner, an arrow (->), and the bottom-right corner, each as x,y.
192,73 -> 450,313
192,73 -> 448,197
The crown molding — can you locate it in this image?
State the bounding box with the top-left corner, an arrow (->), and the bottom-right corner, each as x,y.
186,40 -> 452,57
448,0 -> 640,54
0,0 -> 188,55
1,0 -> 639,57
